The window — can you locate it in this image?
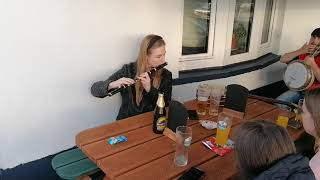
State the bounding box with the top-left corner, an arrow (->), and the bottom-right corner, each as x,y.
261,0 -> 274,44
179,0 -> 284,71
231,0 -> 255,56
182,0 -> 212,56
258,0 -> 277,57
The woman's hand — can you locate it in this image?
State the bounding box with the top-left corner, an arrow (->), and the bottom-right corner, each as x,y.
137,72 -> 151,92
108,77 -> 135,90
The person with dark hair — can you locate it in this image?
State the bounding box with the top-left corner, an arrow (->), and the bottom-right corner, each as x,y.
277,28 -> 320,104
91,34 -> 172,120
302,88 -> 320,179
234,120 -> 315,180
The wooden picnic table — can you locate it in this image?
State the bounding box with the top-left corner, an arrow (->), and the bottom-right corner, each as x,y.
76,98 -> 304,180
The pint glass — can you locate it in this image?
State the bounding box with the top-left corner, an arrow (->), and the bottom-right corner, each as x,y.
209,87 -> 223,116
216,114 -> 232,147
174,126 -> 192,166
196,84 -> 210,116
276,106 -> 291,128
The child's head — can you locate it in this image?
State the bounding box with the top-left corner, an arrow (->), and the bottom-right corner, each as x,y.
234,120 -> 296,179
302,88 -> 320,138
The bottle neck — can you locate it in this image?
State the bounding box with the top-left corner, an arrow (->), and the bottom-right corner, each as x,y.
156,94 -> 165,108
158,107 -> 164,114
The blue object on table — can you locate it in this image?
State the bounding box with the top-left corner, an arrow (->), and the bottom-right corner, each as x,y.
108,135 -> 128,145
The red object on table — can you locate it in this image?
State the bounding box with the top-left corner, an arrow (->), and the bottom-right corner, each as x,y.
202,137 -> 233,156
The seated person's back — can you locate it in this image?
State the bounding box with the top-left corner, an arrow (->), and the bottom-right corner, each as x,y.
234,119 -> 315,180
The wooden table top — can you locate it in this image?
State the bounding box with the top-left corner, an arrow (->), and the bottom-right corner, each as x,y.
75,99 -> 304,180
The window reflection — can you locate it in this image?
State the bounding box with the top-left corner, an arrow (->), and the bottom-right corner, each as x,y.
261,0 -> 274,44
182,0 -> 211,55
231,0 -> 255,55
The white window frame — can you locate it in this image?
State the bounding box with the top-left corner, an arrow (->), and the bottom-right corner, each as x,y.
179,0 -> 284,71
224,0 -> 259,65
257,0 -> 277,57
179,0 -> 218,71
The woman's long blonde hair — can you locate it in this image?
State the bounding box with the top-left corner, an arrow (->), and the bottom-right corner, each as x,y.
135,34 -> 166,105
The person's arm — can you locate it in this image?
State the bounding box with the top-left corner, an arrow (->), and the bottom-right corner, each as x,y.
280,43 -> 309,63
144,70 -> 173,106
91,64 -> 132,98
305,56 -> 320,82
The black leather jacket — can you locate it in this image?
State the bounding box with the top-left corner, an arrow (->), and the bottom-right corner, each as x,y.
91,62 -> 172,120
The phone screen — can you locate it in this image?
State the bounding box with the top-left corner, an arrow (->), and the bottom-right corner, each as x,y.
178,167 -> 205,180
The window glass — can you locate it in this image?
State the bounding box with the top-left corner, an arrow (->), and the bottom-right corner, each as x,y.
231,0 -> 255,55
261,0 -> 274,44
182,0 -> 212,55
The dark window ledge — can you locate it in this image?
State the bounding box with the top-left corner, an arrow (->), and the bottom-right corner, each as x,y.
173,53 -> 280,85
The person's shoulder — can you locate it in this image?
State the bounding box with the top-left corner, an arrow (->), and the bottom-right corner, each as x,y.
121,62 -> 137,71
162,68 -> 172,75
162,68 -> 172,78
122,62 -> 136,67
254,154 -> 314,180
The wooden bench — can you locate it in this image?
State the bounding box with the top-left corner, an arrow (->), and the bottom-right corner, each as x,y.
51,148 -> 99,180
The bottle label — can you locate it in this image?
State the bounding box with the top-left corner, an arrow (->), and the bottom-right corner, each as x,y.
156,116 -> 167,131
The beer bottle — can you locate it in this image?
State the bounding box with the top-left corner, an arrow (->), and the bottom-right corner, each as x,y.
153,93 -> 167,134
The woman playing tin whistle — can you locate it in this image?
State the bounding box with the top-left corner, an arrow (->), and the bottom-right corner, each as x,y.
91,34 -> 173,120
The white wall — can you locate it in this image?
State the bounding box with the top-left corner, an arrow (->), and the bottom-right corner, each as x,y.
0,0 -> 184,169
278,0 -> 320,55
0,0 -> 292,169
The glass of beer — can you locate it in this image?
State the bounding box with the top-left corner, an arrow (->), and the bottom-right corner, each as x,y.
294,99 -> 304,121
276,106 -> 291,128
196,84 -> 210,116
209,87 -> 223,116
215,114 -> 232,147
